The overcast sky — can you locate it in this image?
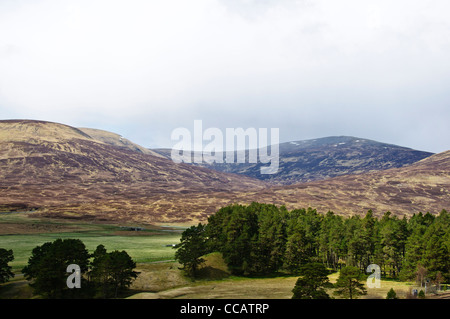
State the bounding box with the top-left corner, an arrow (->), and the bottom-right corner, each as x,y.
1,0 -> 449,153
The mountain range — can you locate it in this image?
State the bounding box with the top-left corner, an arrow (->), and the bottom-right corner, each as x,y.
0,119 -> 448,223
0,120 -> 264,223
153,136 -> 434,184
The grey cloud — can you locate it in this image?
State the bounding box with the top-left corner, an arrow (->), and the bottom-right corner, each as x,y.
0,0 -> 449,153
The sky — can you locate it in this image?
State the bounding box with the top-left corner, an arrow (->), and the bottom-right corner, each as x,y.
1,0 -> 449,153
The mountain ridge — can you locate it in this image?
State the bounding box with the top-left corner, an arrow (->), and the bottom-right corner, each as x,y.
0,119 -> 266,222
0,119 -> 447,223
78,127 -> 165,158
152,135 -> 434,184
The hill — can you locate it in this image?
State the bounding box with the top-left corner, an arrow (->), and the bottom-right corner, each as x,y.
1,120 -> 447,223
0,120 -> 266,223
153,136 -> 433,185
127,149 -> 450,220
236,150 -> 450,217
78,127 -> 164,158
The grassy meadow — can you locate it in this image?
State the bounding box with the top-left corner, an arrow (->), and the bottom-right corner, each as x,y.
128,253 -> 419,299
0,212 -> 182,272
1,213 -> 446,300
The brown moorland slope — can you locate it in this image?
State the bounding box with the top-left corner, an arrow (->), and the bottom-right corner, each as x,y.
0,120 -> 266,223
235,150 -> 450,218
106,148 -> 449,222
0,119 -> 448,224
148,150 -> 450,222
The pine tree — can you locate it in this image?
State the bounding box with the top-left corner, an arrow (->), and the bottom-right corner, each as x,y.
22,239 -> 91,298
292,263 -> 332,299
379,213 -> 406,277
90,249 -> 138,298
251,204 -> 286,274
221,205 -> 258,275
0,248 -> 14,283
399,228 -> 424,281
386,288 -> 398,299
174,223 -> 209,277
418,290 -> 426,299
422,234 -> 449,280
333,266 -> 367,299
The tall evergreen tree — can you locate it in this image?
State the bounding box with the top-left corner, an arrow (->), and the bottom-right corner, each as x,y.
345,216 -> 365,269
251,204 -> 287,274
206,205 -> 234,252
222,205 -> 258,275
22,239 -> 91,298
285,209 -> 310,273
333,266 -> 367,299
292,263 -> 332,299
90,248 -> 138,298
319,212 -> 346,270
399,226 -> 425,281
379,213 -> 407,277
174,223 -> 209,277
361,210 -> 377,270
0,248 -> 14,283
422,234 -> 449,281
419,210 -> 450,281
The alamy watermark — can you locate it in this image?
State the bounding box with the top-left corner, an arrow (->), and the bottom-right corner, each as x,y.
66,264 -> 81,289
366,264 -> 381,288
170,120 -> 280,174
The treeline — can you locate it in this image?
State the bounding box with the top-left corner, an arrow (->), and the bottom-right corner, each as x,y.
176,203 -> 450,283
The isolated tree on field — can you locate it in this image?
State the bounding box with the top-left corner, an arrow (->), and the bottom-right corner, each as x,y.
386,288 -> 398,299
174,223 -> 208,277
0,248 -> 14,283
292,263 -> 333,299
333,266 -> 367,299
418,290 -> 426,299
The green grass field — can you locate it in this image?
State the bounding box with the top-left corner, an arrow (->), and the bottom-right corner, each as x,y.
0,213 -> 182,272
129,254 -> 419,299
1,213 -> 444,300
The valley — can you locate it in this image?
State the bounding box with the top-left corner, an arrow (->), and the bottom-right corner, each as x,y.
0,120 -> 448,224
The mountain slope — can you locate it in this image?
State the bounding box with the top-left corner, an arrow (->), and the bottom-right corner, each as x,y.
1,120 -> 446,223
237,150 -> 450,217
140,149 -> 450,221
78,127 -> 164,158
153,136 -> 434,184
0,120 -> 266,222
